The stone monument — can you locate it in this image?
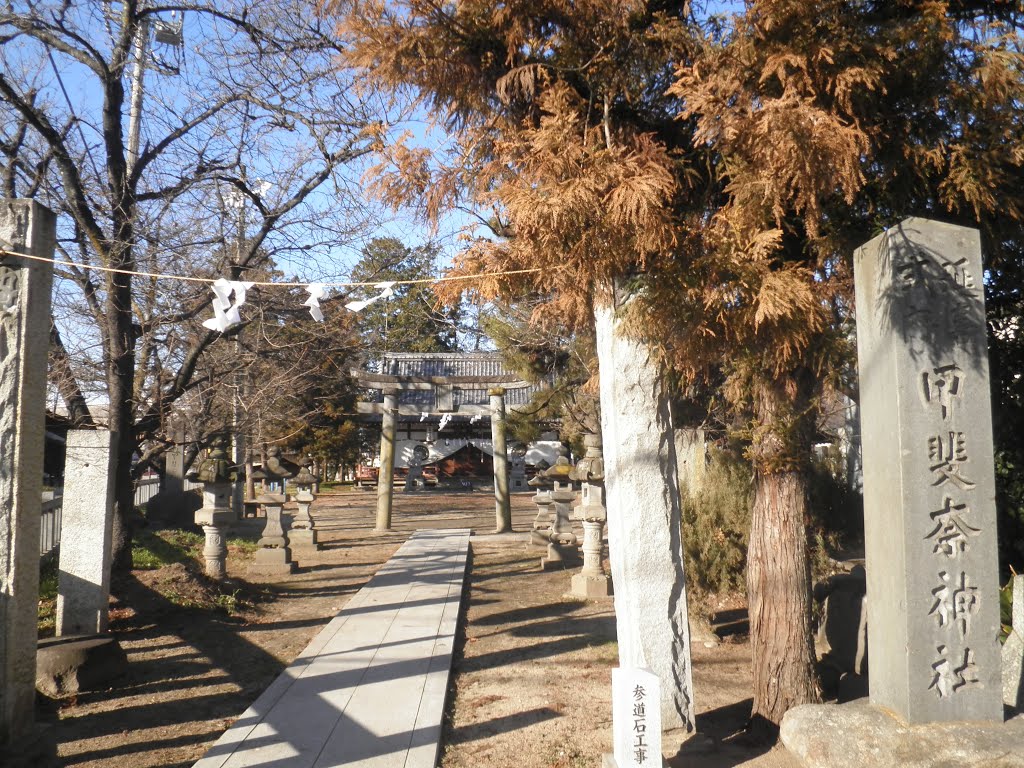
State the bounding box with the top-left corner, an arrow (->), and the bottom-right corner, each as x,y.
0,200 -> 55,761
594,281 -> 695,731
56,429 -> 118,634
854,218 -> 1002,723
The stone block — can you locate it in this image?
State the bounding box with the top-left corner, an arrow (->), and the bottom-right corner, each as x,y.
1005,630 -> 1024,711
249,546 -> 295,576
781,700 -> 1024,768
570,572 -> 613,599
854,219 -> 1002,723
35,635 -> 127,698
56,429 -> 117,636
814,567 -> 868,697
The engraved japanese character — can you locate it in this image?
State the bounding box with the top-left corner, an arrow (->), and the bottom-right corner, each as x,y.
921,364 -> 965,421
633,684 -> 646,700
0,267 -> 19,317
929,570 -> 980,637
632,702 -> 646,718
940,257 -> 976,291
925,496 -> 981,558
927,432 -> 975,490
929,645 -> 980,698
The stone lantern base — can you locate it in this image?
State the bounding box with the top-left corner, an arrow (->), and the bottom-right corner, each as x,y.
570,572 -> 613,599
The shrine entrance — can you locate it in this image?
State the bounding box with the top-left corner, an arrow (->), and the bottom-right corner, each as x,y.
353,352 -> 542,534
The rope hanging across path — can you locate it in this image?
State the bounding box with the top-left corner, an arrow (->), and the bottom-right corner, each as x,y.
0,247 -> 543,288
0,246 -> 544,328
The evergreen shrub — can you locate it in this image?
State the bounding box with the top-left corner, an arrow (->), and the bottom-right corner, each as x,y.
681,447 -> 752,597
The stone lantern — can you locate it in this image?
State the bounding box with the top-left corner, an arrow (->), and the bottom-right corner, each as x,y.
250,447 -> 297,576
289,462 -> 321,555
528,461 -> 554,547
569,433 -> 612,598
540,447 -> 580,571
186,434 -> 238,579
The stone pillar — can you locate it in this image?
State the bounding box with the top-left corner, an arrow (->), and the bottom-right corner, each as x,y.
674,428 -> 706,499
163,424 -> 185,497
854,218 -> 1002,723
571,433 -> 612,599
594,283 -> 695,732
56,429 -> 118,634
375,389 -> 398,532
0,200 -> 55,754
490,387 -> 512,533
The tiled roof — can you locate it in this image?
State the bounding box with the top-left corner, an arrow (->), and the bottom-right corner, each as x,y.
367,352 -> 545,409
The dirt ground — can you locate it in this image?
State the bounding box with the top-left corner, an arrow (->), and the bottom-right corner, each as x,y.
47,488 -> 800,768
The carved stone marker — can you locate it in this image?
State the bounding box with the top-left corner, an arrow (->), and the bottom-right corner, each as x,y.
594,283 -> 694,732
0,199 -> 55,756
57,429 -> 118,634
609,667 -> 662,768
854,218 -> 1002,723
1004,574 -> 1024,711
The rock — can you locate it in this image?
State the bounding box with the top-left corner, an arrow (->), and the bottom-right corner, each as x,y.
781,700 -> 1024,768
36,634 -> 127,698
1005,629 -> 1024,711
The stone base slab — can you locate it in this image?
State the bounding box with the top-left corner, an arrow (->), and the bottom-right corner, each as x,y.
569,573 -> 613,599
780,700 -> 1024,768
249,547 -> 295,576
36,634 -> 127,697
288,529 -> 320,549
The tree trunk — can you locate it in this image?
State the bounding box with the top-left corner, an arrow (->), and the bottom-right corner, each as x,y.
747,468 -> 818,729
107,251 -> 137,574
746,374 -> 820,731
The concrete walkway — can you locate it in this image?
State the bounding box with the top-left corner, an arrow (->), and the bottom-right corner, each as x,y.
193,528 -> 471,768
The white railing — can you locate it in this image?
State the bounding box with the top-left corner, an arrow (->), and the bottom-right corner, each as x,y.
39,475 -> 203,558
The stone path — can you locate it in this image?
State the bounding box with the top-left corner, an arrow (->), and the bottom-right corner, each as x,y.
192,528 -> 471,768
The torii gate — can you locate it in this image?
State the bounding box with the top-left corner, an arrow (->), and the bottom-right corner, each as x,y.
354,366 -> 534,534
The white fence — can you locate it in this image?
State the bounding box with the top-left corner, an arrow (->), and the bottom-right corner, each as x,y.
39,475 -> 200,558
